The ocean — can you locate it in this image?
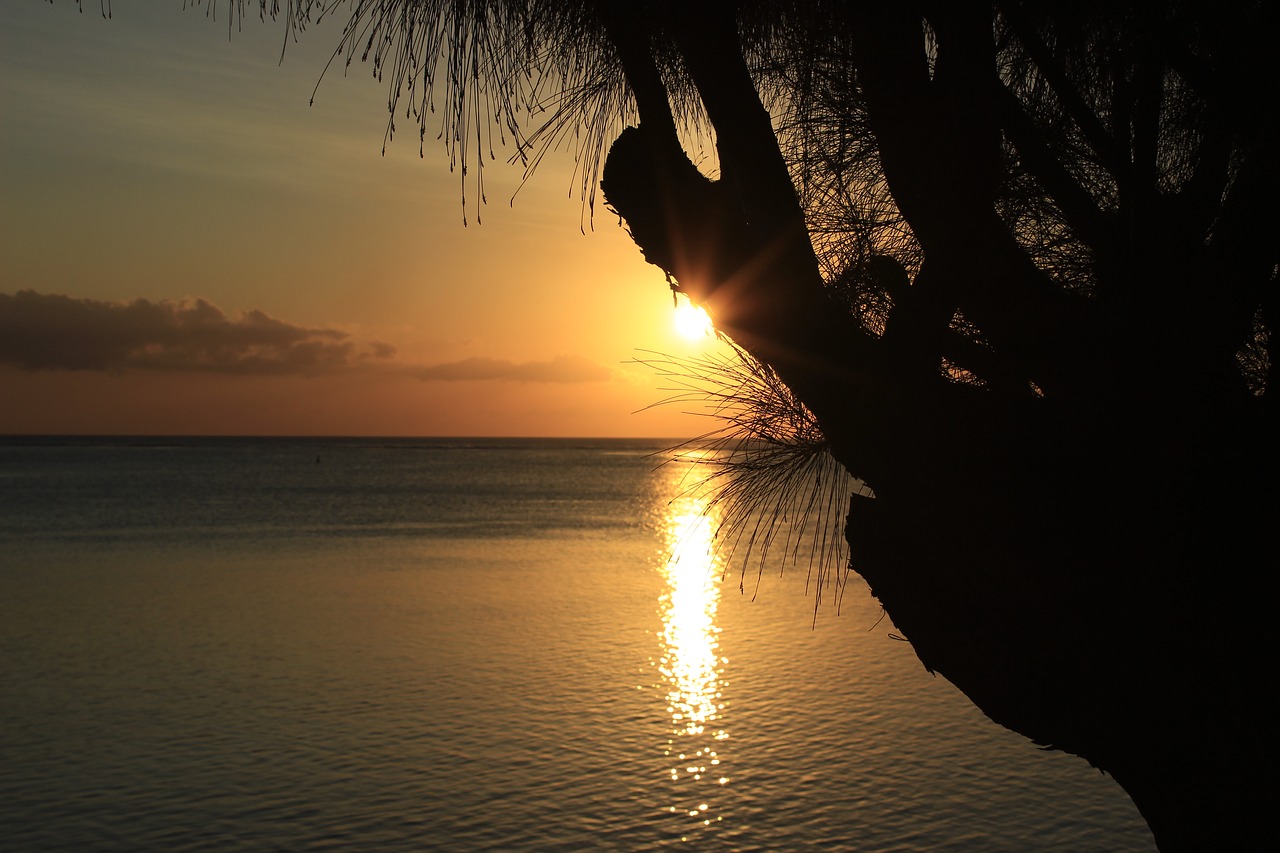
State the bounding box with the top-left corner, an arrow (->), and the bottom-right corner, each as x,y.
0,436 -> 1155,851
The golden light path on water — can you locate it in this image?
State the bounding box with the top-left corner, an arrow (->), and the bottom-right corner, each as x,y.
658,485 -> 729,841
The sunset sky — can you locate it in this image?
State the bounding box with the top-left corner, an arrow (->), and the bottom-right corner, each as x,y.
1,3 -> 728,437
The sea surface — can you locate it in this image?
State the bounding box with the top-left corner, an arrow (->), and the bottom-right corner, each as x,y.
0,436 -> 1156,851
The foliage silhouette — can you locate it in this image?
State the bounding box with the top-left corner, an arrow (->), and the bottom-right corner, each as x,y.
633,344 -> 867,619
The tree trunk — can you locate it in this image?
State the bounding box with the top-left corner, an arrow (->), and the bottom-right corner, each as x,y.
842,398 -> 1278,851
598,4 -> 1279,848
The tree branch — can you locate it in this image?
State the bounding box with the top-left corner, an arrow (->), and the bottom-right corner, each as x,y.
593,3 -> 678,146
998,1 -> 1129,181
994,83 -> 1114,256
849,7 -> 1092,397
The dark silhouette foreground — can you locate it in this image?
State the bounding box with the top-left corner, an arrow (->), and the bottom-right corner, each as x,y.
597,6 -> 1277,850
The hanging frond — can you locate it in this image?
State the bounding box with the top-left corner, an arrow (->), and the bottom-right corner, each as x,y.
182,1 -> 721,222
634,343 -> 872,622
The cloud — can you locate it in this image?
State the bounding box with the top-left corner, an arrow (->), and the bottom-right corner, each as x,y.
0,291 -> 611,384
365,341 -> 398,360
414,355 -> 611,384
0,290 -> 393,376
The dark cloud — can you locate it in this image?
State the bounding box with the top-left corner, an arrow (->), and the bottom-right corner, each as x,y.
0,290 -> 392,375
0,291 -> 609,384
365,341 -> 398,360
414,355 -> 611,383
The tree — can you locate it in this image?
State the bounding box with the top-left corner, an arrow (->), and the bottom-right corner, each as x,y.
150,1 -> 1280,848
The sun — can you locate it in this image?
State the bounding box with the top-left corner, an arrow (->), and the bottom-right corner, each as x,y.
674,301 -> 714,340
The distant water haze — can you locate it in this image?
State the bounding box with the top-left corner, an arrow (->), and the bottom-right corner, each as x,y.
0,437 -> 1156,850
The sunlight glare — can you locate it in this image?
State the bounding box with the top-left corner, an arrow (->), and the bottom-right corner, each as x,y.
674,301 -> 714,340
656,483 -> 729,841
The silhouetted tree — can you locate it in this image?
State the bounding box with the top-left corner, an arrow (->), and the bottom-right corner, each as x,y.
168,2 -> 1280,848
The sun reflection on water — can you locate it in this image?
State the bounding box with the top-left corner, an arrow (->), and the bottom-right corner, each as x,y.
657,487 -> 729,838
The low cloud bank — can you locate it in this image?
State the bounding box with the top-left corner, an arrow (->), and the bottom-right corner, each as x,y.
1,291 -> 610,383
0,290 -> 392,375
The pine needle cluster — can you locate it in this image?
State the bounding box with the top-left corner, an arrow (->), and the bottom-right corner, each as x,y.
635,343 -> 871,621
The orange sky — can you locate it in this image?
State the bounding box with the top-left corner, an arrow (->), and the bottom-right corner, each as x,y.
0,4 -> 729,437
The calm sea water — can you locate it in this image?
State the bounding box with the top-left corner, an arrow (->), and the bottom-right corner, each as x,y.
0,437 -> 1155,851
